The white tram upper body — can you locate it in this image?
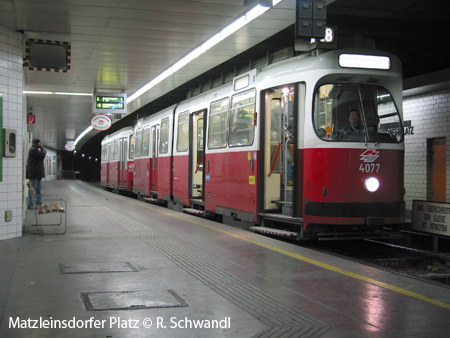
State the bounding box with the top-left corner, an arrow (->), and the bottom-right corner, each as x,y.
101,48 -> 405,240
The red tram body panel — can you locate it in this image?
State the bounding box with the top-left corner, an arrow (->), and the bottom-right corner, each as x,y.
172,155 -> 190,206
157,156 -> 171,200
204,151 -> 258,221
303,148 -> 404,227
133,157 -> 151,196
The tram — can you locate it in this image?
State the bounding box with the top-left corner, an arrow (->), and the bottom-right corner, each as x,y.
101,48 -> 405,240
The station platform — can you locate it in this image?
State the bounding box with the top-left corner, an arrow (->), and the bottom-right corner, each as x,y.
1,180 -> 449,338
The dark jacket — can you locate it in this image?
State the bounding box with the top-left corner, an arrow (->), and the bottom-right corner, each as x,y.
27,145 -> 47,179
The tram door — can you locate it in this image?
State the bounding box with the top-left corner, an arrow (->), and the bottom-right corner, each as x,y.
119,136 -> 128,187
190,110 -> 205,200
151,125 -> 159,191
263,85 -> 296,216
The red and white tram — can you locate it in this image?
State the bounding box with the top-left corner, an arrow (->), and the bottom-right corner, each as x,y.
101,127 -> 134,192
101,48 -> 405,240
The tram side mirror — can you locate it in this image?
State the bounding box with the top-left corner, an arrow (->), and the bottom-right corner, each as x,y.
328,85 -> 342,99
3,129 -> 16,157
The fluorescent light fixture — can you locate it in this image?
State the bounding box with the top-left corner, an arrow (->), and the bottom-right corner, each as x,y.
127,3 -> 271,103
23,91 -> 92,96
23,91 -> 53,95
75,2 -> 275,146
74,126 -> 93,146
339,54 -> 391,70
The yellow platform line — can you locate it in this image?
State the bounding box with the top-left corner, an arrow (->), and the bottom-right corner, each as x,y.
84,183 -> 450,310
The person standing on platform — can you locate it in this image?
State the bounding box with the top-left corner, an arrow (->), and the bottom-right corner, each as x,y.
27,138 -> 46,213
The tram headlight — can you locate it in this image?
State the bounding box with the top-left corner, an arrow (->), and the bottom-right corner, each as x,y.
363,177 -> 380,193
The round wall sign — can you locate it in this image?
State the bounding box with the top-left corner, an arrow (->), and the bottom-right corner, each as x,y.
65,143 -> 75,151
90,114 -> 112,131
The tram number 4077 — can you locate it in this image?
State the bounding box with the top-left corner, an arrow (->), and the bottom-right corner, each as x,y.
359,163 -> 381,173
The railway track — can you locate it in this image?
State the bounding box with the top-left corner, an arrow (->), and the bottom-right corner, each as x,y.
303,235 -> 450,288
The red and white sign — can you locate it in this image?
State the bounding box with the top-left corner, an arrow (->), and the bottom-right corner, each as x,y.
27,114 -> 36,125
360,149 -> 380,163
90,114 -> 112,131
65,142 -> 75,151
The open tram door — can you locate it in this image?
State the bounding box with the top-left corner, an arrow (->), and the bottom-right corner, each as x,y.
258,83 -> 304,236
189,109 -> 206,204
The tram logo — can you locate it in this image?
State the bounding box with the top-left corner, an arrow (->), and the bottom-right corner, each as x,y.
360,149 -> 380,163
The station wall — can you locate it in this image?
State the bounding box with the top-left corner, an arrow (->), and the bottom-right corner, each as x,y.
403,87 -> 450,215
0,25 -> 24,240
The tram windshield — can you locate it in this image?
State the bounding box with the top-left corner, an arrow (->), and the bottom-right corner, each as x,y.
313,84 -> 403,143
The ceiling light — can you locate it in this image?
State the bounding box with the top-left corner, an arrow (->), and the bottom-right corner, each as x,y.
127,3 -> 271,104
75,2 -> 276,147
74,126 -> 93,146
23,91 -> 92,96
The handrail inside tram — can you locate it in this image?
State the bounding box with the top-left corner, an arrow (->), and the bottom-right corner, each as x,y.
268,141 -> 282,177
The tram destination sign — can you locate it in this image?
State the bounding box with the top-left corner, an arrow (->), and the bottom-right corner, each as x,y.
92,92 -> 127,114
412,200 -> 450,237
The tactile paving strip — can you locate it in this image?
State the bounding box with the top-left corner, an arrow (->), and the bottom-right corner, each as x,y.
93,205 -> 329,337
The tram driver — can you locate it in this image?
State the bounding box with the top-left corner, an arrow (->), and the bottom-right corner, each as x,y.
340,109 -> 363,135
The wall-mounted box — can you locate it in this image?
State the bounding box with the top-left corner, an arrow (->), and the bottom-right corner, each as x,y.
3,129 -> 16,157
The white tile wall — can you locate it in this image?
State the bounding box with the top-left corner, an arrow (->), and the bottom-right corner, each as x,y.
403,87 -> 450,215
0,25 -> 24,240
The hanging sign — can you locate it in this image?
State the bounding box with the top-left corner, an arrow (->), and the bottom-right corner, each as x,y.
93,92 -> 127,114
90,114 -> 112,131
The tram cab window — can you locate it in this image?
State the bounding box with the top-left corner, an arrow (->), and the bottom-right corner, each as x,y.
313,84 -> 403,143
229,89 -> 255,147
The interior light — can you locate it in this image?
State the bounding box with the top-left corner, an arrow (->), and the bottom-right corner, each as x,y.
339,54 -> 391,70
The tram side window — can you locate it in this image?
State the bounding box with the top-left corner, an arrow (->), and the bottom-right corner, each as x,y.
112,139 -> 119,161
108,142 -> 113,162
177,112 -> 189,152
229,89 -> 256,147
159,117 -> 170,154
313,84 -> 403,143
129,136 -> 135,159
208,98 -> 229,149
135,129 -> 143,157
141,127 -> 150,156
101,144 -> 108,162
